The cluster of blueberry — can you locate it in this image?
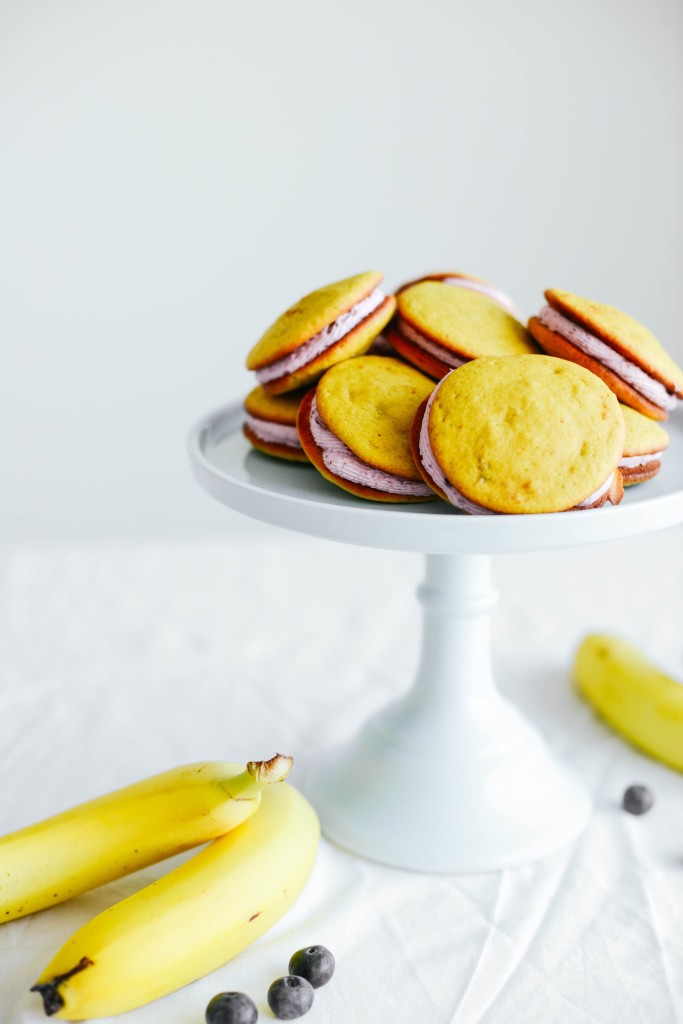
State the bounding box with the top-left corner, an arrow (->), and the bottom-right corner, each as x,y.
622,784 -> 653,815
205,944 -> 335,1022
202,785 -> 651,1023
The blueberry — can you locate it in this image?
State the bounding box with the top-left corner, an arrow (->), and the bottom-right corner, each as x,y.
205,991 -> 258,1024
622,784 -> 654,815
288,945 -> 335,989
267,976 -> 314,1019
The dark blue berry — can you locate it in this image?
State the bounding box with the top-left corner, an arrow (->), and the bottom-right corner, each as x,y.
622,784 -> 654,815
267,976 -> 314,1019
205,991 -> 258,1024
288,945 -> 335,988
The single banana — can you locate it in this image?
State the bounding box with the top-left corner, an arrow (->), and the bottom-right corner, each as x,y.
0,754 -> 292,923
31,781 -> 320,1019
574,634 -> 683,771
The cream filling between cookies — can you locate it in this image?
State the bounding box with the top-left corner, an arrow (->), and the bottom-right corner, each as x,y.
418,375 -> 616,514
574,474 -> 614,508
619,451 -> 665,469
441,277 -> 519,318
245,413 -> 302,450
256,288 -> 386,385
397,319 -> 468,370
538,306 -> 678,412
309,396 -> 433,497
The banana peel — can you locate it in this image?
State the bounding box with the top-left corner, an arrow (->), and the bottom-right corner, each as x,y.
31,782 -> 319,1019
0,755 -> 293,924
574,633 -> 683,772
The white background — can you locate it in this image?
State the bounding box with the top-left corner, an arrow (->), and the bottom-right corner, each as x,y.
2,0 -> 683,542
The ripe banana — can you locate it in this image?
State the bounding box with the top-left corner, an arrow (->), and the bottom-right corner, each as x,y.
31,781 -> 320,1019
0,754 -> 292,924
574,634 -> 683,771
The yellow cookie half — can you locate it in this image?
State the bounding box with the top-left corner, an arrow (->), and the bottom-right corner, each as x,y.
619,403 -> 669,486
396,271 -> 518,317
396,281 -> 536,360
244,385 -> 305,426
620,403 -> 670,458
427,355 -> 625,514
243,385 -> 310,462
546,289 -> 683,397
316,355 -> 435,480
247,271 -> 382,368
397,270 -> 499,293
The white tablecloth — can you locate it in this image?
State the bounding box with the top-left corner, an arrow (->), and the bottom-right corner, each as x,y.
1,529 -> 682,1023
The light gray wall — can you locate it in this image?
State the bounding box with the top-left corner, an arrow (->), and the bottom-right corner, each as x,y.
2,0 -> 682,541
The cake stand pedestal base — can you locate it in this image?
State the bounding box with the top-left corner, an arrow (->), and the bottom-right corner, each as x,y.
190,401 -> 683,870
305,552 -> 591,873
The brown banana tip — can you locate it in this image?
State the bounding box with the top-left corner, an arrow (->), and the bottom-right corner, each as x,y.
30,982 -> 63,1017
246,753 -> 294,784
31,957 -> 94,1016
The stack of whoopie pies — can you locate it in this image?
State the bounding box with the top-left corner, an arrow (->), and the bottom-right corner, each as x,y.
241,270 -> 681,515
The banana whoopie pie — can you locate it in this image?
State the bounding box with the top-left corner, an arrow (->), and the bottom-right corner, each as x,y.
618,404 -> 669,485
397,270 -> 520,318
388,281 -> 536,380
243,385 -> 310,462
528,290 -> 683,421
246,272 -> 396,395
297,355 -> 435,503
410,355 -> 625,514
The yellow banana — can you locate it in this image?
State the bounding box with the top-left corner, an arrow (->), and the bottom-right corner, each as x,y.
574,634 -> 683,771
0,754 -> 292,923
31,781 -> 319,1019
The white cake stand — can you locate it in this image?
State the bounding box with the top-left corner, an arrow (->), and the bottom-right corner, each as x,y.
188,403 -> 683,873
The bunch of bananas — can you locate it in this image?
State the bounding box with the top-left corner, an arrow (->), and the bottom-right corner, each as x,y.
0,754 -> 319,1019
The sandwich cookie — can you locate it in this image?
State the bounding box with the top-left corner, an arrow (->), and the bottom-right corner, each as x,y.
410,355 -> 625,514
297,355 -> 435,503
388,281 -> 536,381
246,272 -> 396,395
397,271 -> 520,319
528,289 -> 683,421
619,404 -> 669,485
243,385 -> 310,462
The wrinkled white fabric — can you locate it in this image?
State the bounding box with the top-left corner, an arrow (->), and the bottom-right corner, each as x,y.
1,535 -> 682,1024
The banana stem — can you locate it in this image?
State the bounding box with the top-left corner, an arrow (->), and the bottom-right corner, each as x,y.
222,754 -> 293,800
31,957 -> 93,1016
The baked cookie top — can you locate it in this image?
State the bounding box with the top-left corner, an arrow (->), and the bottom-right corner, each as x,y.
427,355 -> 625,514
398,270 -> 502,291
396,271 -> 518,315
244,385 -> 307,425
246,271 -> 385,370
545,289 -> 683,395
397,282 -> 535,359
315,356 -> 434,480
620,403 -> 670,457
